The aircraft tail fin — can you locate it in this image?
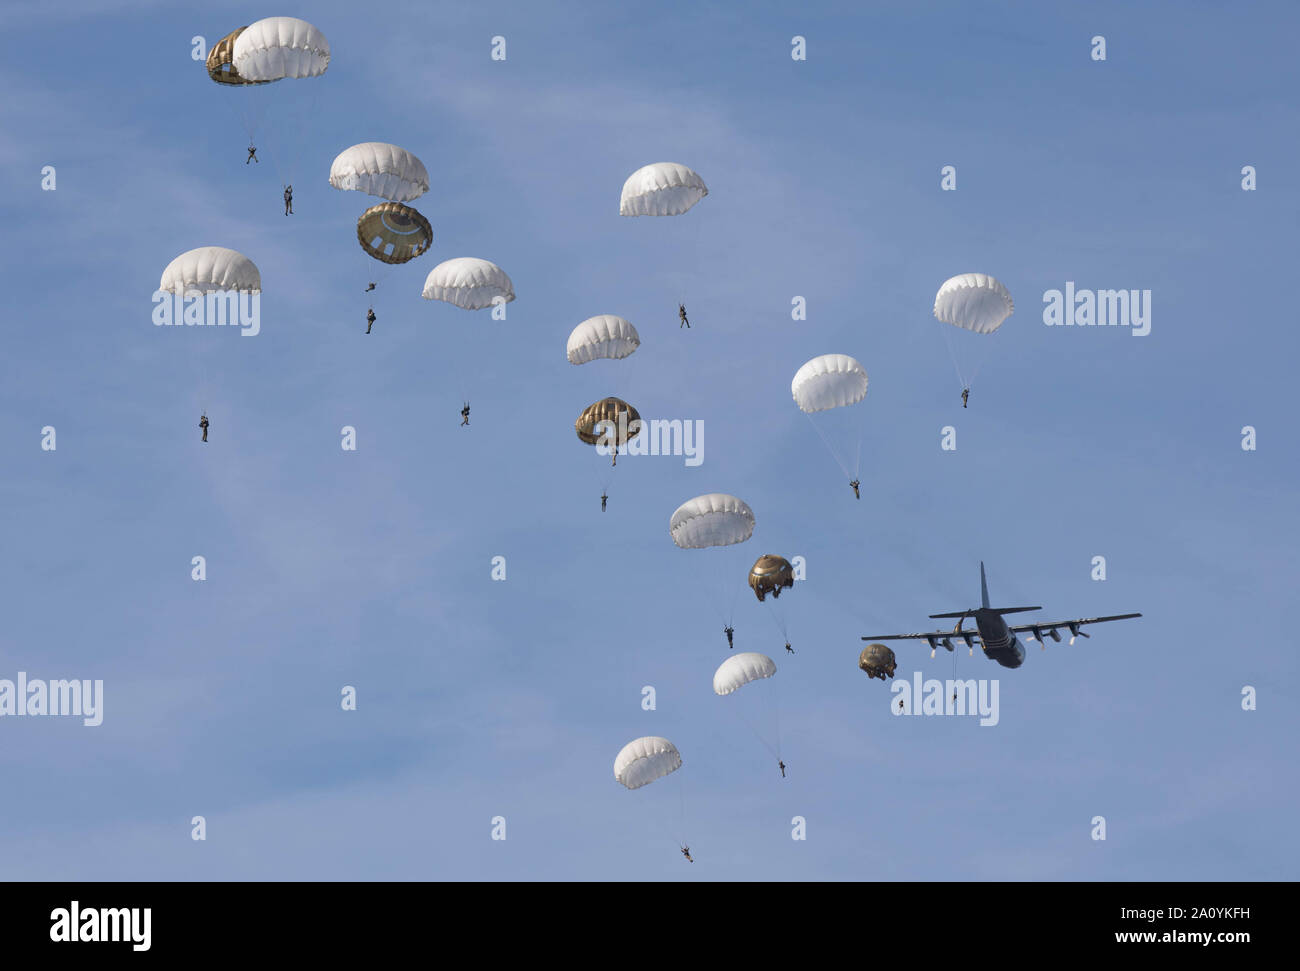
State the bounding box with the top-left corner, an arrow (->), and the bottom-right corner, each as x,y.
928,565 -> 1040,619
931,605 -> 1041,618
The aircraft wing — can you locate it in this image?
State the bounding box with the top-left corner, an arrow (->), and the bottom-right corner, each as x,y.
861,631 -> 967,641
862,612 -> 1141,649
1008,613 -> 1141,641
861,630 -> 983,651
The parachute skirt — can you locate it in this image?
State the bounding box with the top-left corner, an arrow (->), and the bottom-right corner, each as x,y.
713,653 -> 777,696
669,494 -> 756,549
356,203 -> 433,265
619,163 -> 709,217
329,143 -> 430,203
614,737 -> 682,790
159,246 -> 261,295
933,273 -> 1014,335
421,258 -> 516,310
566,315 -> 640,365
230,17 -> 331,82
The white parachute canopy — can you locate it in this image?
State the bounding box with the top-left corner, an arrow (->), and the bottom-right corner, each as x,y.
933,273 -> 1014,335
619,162 -> 708,217
329,142 -> 429,203
159,246 -> 261,295
231,17 -> 330,81
422,258 -> 515,310
614,736 -> 682,790
670,494 -> 755,549
791,354 -> 869,413
713,653 -> 777,696
567,315 -> 640,364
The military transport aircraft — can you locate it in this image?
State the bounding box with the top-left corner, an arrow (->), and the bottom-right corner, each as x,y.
861,563 -> 1140,669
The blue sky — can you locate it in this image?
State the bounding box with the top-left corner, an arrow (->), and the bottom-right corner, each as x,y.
0,0 -> 1296,880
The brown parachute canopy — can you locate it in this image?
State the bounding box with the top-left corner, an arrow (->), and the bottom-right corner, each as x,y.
357,203 -> 433,265
575,397 -> 641,446
206,27 -> 272,86
749,555 -> 794,602
858,643 -> 897,681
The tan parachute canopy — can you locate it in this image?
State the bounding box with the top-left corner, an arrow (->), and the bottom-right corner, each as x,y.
356,203 -> 433,265
749,555 -> 794,602
859,643 -> 898,681
207,27 -> 271,86
575,397 -> 641,447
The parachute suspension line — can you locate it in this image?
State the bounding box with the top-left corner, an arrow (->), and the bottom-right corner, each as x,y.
262,87 -> 291,189
940,321 -> 967,392
710,557 -> 737,628
259,125 -> 288,198
726,578 -> 743,628
285,86 -> 315,187
676,770 -> 686,847
456,350 -> 472,419
194,337 -> 218,442
236,88 -> 267,147
612,346 -> 643,405
853,392 -> 867,480
281,82 -> 321,188
590,438 -> 616,496
454,320 -> 492,420
725,664 -> 784,762
772,683 -> 783,761
734,701 -> 780,762
199,357 -> 210,419
376,256 -> 401,290
964,332 -> 997,391
692,562 -> 731,631
257,79 -> 317,197
686,205 -> 705,305
666,202 -> 704,309
764,601 -> 788,641
805,412 -> 853,481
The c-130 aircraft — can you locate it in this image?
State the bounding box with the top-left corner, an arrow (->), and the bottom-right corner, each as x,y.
862,563 -> 1141,670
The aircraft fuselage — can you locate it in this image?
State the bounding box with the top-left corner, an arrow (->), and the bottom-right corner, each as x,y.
972,608 -> 1025,669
